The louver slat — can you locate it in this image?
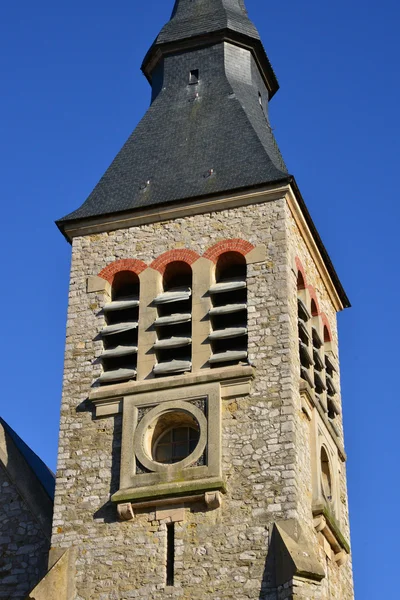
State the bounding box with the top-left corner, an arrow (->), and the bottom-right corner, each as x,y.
98,368 -> 137,383
103,299 -> 139,312
209,280 -> 247,294
326,375 -> 337,396
314,372 -> 327,392
154,313 -> 191,327
153,287 -> 191,305
209,350 -> 248,364
209,327 -> 247,340
298,298 -> 311,322
154,337 -> 191,350
209,303 -> 247,316
299,341 -> 313,367
153,360 -> 192,375
328,397 -> 341,416
298,320 -> 310,344
301,367 -> 314,388
101,345 -> 138,359
312,327 -> 323,348
101,322 -> 138,336
325,355 -> 337,374
313,350 -> 324,371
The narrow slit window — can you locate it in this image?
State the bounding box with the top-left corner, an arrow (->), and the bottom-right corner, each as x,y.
258,92 -> 264,114
99,271 -> 139,385
189,69 -> 199,85
166,523 -> 175,586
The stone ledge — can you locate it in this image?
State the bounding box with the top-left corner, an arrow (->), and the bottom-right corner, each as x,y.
90,365 -> 254,417
117,491 -> 223,521
300,380 -> 346,462
111,477 -> 226,505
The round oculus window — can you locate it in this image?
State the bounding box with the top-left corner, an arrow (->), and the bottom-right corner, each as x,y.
134,400 -> 208,473
153,426 -> 200,464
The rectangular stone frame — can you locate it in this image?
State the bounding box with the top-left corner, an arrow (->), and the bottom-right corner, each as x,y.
112,382 -> 223,504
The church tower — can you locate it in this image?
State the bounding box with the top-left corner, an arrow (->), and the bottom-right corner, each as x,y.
42,1 -> 354,598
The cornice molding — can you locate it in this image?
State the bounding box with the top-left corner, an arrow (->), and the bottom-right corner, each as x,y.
285,186 -> 345,312
62,181 -> 347,312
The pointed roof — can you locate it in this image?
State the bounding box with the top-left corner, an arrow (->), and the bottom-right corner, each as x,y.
0,417 -> 55,500
57,0 -> 288,229
156,0 -> 260,45
0,417 -> 54,539
142,0 -> 279,98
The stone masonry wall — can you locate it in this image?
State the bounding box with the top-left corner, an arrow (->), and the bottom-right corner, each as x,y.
52,197 -> 354,599
286,202 -> 354,600
0,465 -> 50,599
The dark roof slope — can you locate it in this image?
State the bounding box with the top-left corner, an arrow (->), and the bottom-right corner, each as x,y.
0,417 -> 55,500
58,31 -> 287,224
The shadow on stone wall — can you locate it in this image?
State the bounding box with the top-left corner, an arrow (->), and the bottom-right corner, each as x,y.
93,413 -> 122,524
76,398 -> 122,524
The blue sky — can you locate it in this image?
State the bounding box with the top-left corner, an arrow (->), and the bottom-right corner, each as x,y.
1,1 -> 399,597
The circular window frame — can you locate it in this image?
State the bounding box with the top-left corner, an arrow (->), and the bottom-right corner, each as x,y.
135,400 -> 207,473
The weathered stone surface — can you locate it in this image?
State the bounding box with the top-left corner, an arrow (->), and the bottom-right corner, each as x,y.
51,198 -> 354,599
0,466 -> 50,599
27,548 -> 76,600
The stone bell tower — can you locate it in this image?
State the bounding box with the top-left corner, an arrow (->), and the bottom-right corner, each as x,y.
39,1 -> 355,598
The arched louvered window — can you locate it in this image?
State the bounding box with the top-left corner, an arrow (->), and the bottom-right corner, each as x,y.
208,252 -> 248,366
324,326 -> 339,423
311,300 -> 325,398
99,271 -> 139,384
153,261 -> 192,376
297,274 -> 313,388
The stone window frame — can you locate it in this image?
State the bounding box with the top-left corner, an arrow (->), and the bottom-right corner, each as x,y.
208,250 -> 249,367
98,270 -> 141,385
309,414 -> 350,564
134,400 -> 208,473
112,382 -> 224,507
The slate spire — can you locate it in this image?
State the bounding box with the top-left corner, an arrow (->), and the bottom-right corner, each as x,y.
157,0 -> 260,45
58,0 -> 289,229
143,0 -> 278,98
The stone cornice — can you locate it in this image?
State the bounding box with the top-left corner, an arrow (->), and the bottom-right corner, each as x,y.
61,181 -> 347,312
89,365 -> 255,417
285,186 -> 345,312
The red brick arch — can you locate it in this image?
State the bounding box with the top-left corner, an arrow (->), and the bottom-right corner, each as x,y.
321,313 -> 333,342
295,257 -> 307,289
149,249 -> 200,274
203,239 -> 255,263
307,285 -> 321,316
98,258 -> 148,283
